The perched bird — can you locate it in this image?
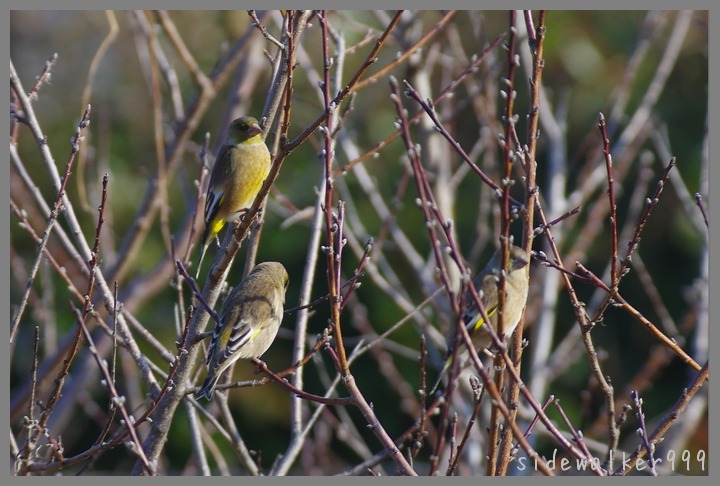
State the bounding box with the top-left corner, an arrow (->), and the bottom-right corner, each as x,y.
430,245 -> 530,394
195,261 -> 289,400
196,116 -> 272,278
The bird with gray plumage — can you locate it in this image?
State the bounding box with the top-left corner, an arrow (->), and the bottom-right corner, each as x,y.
195,261 -> 289,400
430,245 -> 530,393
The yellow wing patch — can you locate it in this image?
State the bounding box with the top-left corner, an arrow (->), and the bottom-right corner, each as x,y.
209,218 -> 226,240
470,306 -> 496,333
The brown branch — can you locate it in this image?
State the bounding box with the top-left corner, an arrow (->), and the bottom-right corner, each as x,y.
337,32 -> 505,175
254,359 -> 353,406
283,10 -> 404,155
247,10 -> 285,50
694,193 -> 709,228
598,112 -> 620,289
9,105 -> 92,347
590,157 -> 676,323
490,10 -> 521,475
25,303 -> 193,474
577,263 -> 703,373
352,11 -> 456,92
531,197 -> 620,471
318,11 -> 348,376
614,362 -> 708,475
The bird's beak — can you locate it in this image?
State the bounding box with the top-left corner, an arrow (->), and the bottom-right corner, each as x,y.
247,122 -> 262,138
513,252 -> 530,267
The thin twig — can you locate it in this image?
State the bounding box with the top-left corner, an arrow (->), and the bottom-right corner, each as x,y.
630,390 -> 658,476
577,263 -> 703,373
248,10 -> 285,50
598,112 -> 620,289
9,106 -> 92,347
694,193 -> 709,228
613,362 -> 708,476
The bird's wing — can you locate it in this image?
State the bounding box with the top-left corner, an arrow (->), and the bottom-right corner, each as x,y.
464,274 -> 500,332
207,315 -> 259,368
203,144 -> 235,225
204,189 -> 224,228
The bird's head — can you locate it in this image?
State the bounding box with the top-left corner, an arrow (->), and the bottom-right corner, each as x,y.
227,116 -> 262,144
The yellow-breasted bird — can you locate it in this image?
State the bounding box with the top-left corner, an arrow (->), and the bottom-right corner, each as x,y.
196,116 -> 271,278
195,261 -> 289,400
430,245 -> 530,393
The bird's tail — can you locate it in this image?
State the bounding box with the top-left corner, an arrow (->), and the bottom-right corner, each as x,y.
195,373 -> 219,401
195,242 -> 209,279
195,226 -> 211,279
428,357 -> 452,395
